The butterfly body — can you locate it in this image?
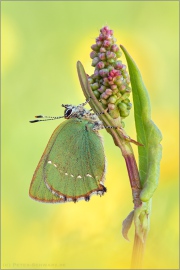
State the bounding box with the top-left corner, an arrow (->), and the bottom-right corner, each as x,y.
29,103 -> 107,203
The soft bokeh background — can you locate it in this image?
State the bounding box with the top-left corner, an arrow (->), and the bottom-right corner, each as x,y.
2,1 -> 179,269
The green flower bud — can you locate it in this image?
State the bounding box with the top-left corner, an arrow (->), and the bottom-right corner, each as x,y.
101,98 -> 107,105
98,85 -> 106,93
91,82 -> 99,90
109,106 -> 120,118
116,92 -> 122,98
107,58 -> 115,64
126,77 -> 130,84
93,90 -> 100,99
88,77 -> 94,84
120,110 -> 130,118
90,51 -> 98,59
123,98 -> 130,104
116,78 -> 123,86
120,92 -> 130,101
127,103 -> 132,110
108,96 -> 117,103
92,57 -> 99,67
122,71 -> 129,78
118,102 -> 128,112
107,65 -> 114,72
91,44 -> 99,51
116,50 -> 122,58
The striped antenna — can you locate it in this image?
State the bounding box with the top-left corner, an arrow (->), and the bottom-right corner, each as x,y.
29,115 -> 64,123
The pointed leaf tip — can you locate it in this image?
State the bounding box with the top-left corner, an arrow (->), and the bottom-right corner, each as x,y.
122,210 -> 134,241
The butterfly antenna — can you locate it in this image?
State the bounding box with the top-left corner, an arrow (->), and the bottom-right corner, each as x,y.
29,115 -> 64,123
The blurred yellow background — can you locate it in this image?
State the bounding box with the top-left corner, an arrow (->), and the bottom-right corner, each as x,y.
2,1 -> 179,269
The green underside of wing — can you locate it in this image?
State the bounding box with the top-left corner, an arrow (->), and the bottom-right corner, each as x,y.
29,118 -> 106,202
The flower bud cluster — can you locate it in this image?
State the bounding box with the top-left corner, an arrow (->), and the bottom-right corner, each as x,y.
88,26 -> 132,126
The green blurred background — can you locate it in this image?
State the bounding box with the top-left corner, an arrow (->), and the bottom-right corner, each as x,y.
2,1 -> 179,269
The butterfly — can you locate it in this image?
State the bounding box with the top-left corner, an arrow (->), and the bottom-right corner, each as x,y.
29,99 -> 107,203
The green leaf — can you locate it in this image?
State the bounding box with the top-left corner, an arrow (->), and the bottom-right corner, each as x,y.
120,45 -> 162,202
77,61 -> 126,149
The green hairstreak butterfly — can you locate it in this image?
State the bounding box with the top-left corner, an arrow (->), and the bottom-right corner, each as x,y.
29,99 -> 107,203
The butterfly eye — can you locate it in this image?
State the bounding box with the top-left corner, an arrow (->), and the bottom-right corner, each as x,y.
65,108 -> 72,118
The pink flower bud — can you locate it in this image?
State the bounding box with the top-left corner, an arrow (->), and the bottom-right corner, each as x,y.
105,88 -> 113,95
98,85 -> 106,93
120,85 -> 126,92
121,64 -> 126,70
98,53 -> 106,60
92,70 -> 100,79
111,44 -> 119,52
100,47 -> 106,53
108,80 -> 114,85
97,61 -> 105,69
97,41 -> 102,47
106,51 -> 116,59
99,69 -> 109,77
106,35 -> 112,41
103,77 -> 109,86
115,62 -> 123,70
108,103 -> 115,110
101,92 -> 109,99
103,40 -> 111,47
111,84 -> 118,90
100,26 -> 110,35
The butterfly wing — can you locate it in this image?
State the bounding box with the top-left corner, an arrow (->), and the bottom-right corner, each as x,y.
29,118 -> 106,203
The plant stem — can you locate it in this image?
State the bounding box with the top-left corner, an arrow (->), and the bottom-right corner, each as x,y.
131,234 -> 146,269
121,145 -> 146,269
77,61 -> 146,269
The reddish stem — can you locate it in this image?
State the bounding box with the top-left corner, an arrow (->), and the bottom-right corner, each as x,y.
122,150 -> 145,269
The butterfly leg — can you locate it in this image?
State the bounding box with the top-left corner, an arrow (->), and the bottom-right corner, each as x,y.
95,124 -> 143,146
79,97 -> 91,107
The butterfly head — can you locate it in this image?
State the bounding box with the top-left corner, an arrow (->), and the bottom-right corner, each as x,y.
62,104 -> 85,119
